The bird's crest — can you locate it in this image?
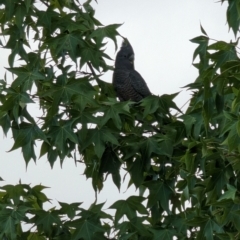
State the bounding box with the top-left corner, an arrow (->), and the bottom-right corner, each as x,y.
122,38 -> 130,47
120,38 -> 134,54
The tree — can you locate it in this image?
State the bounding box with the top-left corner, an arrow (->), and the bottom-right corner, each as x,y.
0,0 -> 240,239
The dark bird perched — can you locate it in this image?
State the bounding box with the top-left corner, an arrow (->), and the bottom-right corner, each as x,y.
112,39 -> 151,102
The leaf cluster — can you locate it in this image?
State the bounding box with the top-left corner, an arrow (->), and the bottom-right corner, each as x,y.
0,182 -> 113,239
1,0 -> 240,239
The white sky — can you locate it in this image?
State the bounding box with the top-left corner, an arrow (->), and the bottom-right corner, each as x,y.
0,0 -> 234,217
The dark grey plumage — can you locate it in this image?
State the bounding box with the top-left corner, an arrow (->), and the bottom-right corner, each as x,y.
112,39 -> 151,102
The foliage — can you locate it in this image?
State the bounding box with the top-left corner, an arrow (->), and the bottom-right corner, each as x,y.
1,0 -> 240,239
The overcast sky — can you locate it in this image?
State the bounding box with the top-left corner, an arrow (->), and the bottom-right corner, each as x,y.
0,0 -> 234,218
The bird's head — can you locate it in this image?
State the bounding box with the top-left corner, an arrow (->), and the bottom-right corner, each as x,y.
115,38 -> 135,69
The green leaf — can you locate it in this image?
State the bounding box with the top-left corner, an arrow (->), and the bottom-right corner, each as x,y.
10,123 -> 46,151
190,35 -> 208,62
99,100 -> 132,129
5,0 -> 16,21
24,0 -> 32,12
187,216 -> 223,240
15,3 -> 26,29
159,93 -> 181,114
80,127 -> 119,158
109,196 -> 147,223
208,41 -> 232,51
203,97 -> 214,124
31,209 -> 61,236
149,228 -> 176,240
226,0 -> 240,36
27,233 -> 46,240
210,47 -> 238,70
145,180 -> 172,214
190,35 -> 209,44
0,208 -> 17,239
182,150 -> 196,174
79,44 -> 102,70
140,95 -> 160,117
41,77 -> 96,113
1,184 -> 29,205
7,67 -> 45,90
237,120 -> 240,137
223,123 -> 240,152
0,113 -> 10,136
180,114 -> 196,137
90,24 -> 122,50
58,201 -> 82,219
218,184 -> 237,201
200,24 -> 208,36
229,206 -> 240,231
71,218 -> 105,240
47,120 -> 78,151
36,10 -> 55,29
99,147 -> 121,190
129,156 -> 146,187
158,135 -> 173,157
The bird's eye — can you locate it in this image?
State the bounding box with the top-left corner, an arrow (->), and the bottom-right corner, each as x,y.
123,54 -> 127,58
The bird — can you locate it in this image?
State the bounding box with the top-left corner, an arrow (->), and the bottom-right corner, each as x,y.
112,39 -> 151,102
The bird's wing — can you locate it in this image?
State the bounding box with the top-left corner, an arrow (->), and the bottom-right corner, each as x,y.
129,70 -> 151,98
113,69 -> 151,102
113,70 -> 133,101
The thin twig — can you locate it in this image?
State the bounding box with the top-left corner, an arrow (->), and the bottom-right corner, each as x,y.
87,61 -> 98,79
41,0 -> 49,7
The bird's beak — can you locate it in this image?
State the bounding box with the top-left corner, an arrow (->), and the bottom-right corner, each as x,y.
129,54 -> 135,63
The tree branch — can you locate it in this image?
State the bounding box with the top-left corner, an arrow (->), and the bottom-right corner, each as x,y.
87,61 -> 99,80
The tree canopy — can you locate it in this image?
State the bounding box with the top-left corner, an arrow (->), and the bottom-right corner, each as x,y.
0,0 -> 240,239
